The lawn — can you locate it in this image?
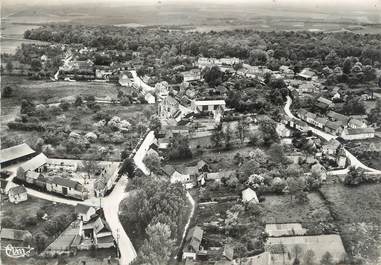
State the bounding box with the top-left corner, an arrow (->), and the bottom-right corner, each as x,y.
1,76 -> 120,116
1,249 -> 118,265
263,192 -> 336,234
1,195 -> 75,256
320,184 -> 381,264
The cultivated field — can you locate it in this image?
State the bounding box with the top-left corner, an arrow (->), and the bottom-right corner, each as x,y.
320,184 -> 381,264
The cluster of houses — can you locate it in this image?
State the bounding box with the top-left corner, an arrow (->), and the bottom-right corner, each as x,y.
183,222 -> 346,265
295,101 -> 375,140
42,205 -> 115,257
0,143 -> 119,201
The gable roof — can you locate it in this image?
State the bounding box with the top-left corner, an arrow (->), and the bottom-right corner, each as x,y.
317,97 -> 333,105
325,120 -> 343,131
345,128 -> 375,135
1,144 -> 35,164
8,185 -> 27,196
1,228 -> 32,241
185,226 -> 203,252
223,244 -> 234,261
327,111 -> 349,122
20,153 -> 48,172
242,188 -> 259,203
75,204 -> 95,215
50,177 -> 82,190
316,117 -> 328,126
194,100 -> 226,106
162,165 -> 176,176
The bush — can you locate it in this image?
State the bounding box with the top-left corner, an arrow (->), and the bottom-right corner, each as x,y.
22,216 -> 38,227
2,217 -> 16,228
37,209 -> 45,220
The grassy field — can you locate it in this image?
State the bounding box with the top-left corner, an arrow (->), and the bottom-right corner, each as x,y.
320,184 -> 381,264
1,76 -> 120,114
262,192 -> 336,235
1,248 -> 118,265
1,195 -> 75,253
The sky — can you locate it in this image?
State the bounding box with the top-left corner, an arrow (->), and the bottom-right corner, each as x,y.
2,0 -> 380,10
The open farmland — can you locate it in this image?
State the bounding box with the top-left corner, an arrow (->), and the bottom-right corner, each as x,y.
263,192 -> 336,234
320,184 -> 381,264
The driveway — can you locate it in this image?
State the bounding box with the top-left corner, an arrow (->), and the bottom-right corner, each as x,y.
284,96 -> 381,173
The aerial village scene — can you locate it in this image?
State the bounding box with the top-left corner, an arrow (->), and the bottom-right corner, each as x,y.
1,1 -> 381,265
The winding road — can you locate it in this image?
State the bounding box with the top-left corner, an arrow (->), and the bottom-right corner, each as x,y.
284,96 -> 381,174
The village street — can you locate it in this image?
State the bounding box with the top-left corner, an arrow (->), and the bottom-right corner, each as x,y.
130,70 -> 155,93
284,96 -> 381,174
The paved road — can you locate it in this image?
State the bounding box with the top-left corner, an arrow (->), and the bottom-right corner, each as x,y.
284,96 -> 381,173
129,70 -> 155,93
103,175 -> 137,265
179,191 -> 195,247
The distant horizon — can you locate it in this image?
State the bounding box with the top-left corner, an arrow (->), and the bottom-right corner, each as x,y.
2,0 -> 380,12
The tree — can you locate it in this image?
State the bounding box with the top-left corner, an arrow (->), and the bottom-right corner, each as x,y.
33,233 -> 47,253
2,86 -> 13,98
303,250 -> 316,265
268,143 -> 286,164
82,159 -> 100,179
258,117 -> 279,146
20,99 -> 36,115
203,66 -> 224,87
16,167 -> 26,181
344,166 -> 365,186
74,96 -> 83,107
343,57 -> 352,74
286,176 -> 306,203
119,158 -> 136,177
167,134 -> 192,160
6,61 -> 13,72
143,153 -> 161,174
31,59 -> 42,71
237,119 -> 248,145
134,222 -> 174,265
224,124 -> 233,149
320,252 -> 334,265
211,124 -> 224,148
149,115 -> 161,134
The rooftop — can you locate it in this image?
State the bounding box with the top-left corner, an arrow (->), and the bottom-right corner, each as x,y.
20,153 -> 48,172
0,143 -> 35,164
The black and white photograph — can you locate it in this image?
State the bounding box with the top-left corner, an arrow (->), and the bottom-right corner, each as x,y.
1,0 -> 381,264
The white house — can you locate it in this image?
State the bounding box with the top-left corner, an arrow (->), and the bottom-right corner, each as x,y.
341,128 -> 375,140
8,185 -> 28,204
46,177 -> 87,200
242,188 -> 259,204
191,100 -> 226,113
144,93 -> 156,104
75,204 -> 97,222
20,153 -> 48,173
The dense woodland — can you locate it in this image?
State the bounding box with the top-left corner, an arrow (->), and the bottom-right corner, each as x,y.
25,25 -> 381,68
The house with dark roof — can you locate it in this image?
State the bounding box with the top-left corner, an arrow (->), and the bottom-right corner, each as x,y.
0,143 -> 35,168
94,162 -> 119,197
1,228 -> 32,242
327,111 -> 349,124
8,185 -> 27,204
75,204 -> 97,222
183,226 -> 204,260
324,120 -> 344,135
46,177 -> 87,200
